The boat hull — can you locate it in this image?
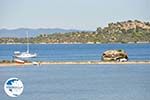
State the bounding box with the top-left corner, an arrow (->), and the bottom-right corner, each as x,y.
13,59 -> 25,64
14,52 -> 37,58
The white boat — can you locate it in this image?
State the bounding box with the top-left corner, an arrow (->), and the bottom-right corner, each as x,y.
14,32 -> 37,58
14,51 -> 37,58
32,61 -> 40,65
117,58 -> 128,62
13,58 -> 25,64
119,58 -> 128,62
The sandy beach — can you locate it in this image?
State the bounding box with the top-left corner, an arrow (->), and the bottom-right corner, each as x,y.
0,61 -> 150,67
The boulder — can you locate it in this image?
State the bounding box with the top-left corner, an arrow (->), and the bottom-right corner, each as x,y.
101,49 -> 128,62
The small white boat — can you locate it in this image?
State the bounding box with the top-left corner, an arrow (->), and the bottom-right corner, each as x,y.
117,58 -> 128,62
32,61 -> 40,65
13,32 -> 37,58
14,51 -> 37,58
13,58 -> 25,64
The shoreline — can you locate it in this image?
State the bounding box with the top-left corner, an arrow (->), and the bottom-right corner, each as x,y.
0,42 -> 150,45
0,61 -> 150,67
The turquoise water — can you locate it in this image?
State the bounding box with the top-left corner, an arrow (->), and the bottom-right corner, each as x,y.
0,64 -> 150,100
0,43 -> 150,61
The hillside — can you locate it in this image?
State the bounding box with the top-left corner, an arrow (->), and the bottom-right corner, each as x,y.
0,20 -> 150,43
95,20 -> 150,43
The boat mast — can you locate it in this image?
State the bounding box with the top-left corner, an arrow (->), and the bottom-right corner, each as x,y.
26,31 -> 29,53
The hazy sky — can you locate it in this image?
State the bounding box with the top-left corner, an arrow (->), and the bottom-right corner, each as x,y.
0,0 -> 149,30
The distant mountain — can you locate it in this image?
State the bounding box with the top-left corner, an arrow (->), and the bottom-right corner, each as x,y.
0,28 -> 79,37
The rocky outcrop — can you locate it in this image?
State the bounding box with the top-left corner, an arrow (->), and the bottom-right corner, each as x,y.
101,49 -> 128,62
97,20 -> 150,34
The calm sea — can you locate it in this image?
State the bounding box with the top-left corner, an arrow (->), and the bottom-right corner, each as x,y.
0,43 -> 150,61
0,44 -> 150,100
0,64 -> 150,100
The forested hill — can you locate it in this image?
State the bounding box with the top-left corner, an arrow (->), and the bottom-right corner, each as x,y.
0,20 -> 150,43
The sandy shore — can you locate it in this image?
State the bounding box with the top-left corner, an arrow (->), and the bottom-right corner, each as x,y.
0,61 -> 150,67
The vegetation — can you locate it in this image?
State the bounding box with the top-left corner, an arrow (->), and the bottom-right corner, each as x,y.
0,20 -> 150,44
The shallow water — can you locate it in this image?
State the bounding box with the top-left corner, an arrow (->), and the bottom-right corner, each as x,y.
0,64 -> 150,100
0,44 -> 150,61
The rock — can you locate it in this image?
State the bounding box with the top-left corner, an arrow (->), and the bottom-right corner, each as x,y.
101,49 -> 128,62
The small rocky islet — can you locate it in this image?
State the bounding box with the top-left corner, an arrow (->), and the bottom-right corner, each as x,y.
101,49 -> 128,62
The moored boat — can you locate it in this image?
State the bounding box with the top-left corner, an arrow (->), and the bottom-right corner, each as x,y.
13,58 -> 25,64
13,32 -> 37,58
14,51 -> 37,58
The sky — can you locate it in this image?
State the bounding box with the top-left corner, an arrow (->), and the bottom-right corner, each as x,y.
0,0 -> 149,30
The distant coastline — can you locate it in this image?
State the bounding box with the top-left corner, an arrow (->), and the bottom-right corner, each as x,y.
0,20 -> 150,44
0,42 -> 149,45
